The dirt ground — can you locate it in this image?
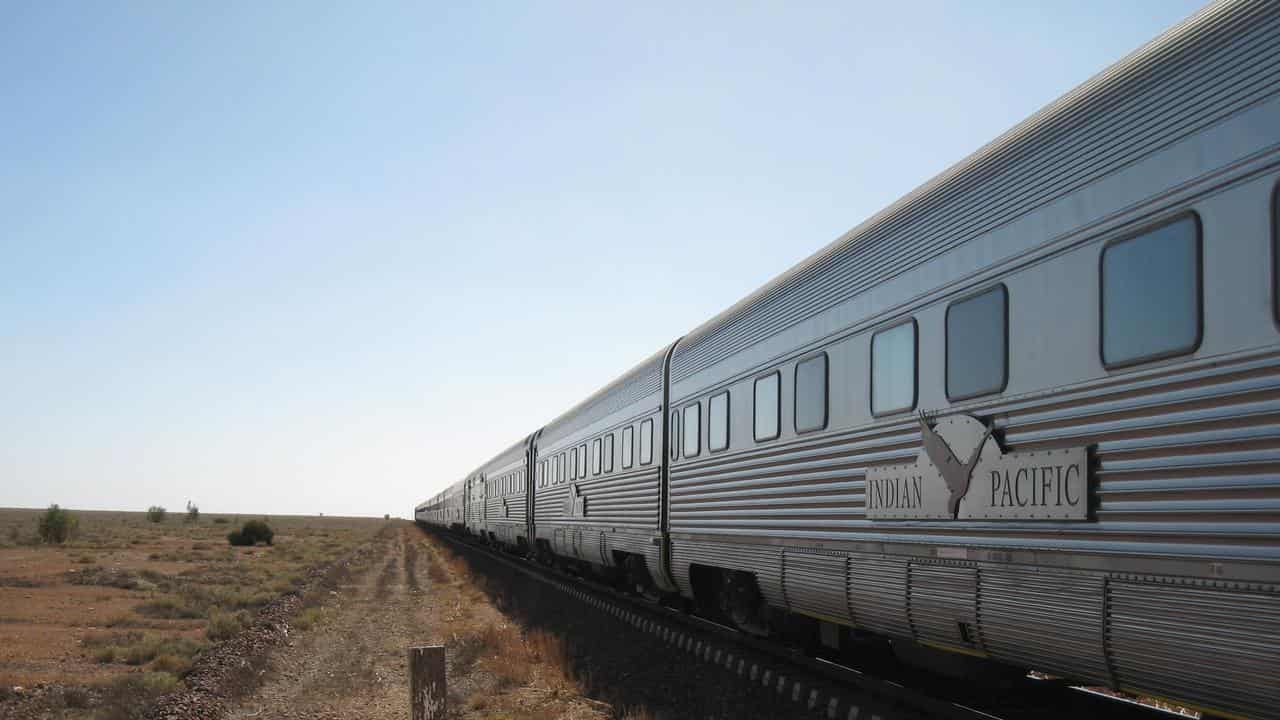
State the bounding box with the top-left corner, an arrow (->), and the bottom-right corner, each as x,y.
0,507 -> 386,713
224,525 -> 616,720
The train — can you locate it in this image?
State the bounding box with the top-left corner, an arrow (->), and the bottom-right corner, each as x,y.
417,2 -> 1280,717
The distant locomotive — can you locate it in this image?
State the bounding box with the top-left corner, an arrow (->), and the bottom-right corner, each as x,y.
418,2 -> 1280,717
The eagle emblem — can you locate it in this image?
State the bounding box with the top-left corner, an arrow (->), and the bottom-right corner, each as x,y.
916,411 -> 991,517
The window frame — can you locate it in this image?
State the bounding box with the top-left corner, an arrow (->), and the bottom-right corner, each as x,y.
639,418 -> 654,465
1098,212 -> 1203,370
945,284 -> 1009,401
708,390 -> 730,453
592,437 -> 602,475
870,317 -> 919,418
578,443 -> 587,478
603,433 -> 614,473
682,401 -> 701,458
621,426 -> 634,469
793,351 -> 829,434
670,410 -> 681,461
753,370 -> 782,442
1273,183 -> 1279,329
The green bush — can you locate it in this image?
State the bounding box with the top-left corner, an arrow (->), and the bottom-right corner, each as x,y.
37,504 -> 78,544
227,519 -> 273,547
205,609 -> 250,641
146,506 -> 166,523
212,517 -> 228,524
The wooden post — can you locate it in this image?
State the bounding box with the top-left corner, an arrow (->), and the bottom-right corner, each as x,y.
409,645 -> 446,720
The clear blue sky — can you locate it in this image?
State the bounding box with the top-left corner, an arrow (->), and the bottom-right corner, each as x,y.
1,1 -> 1206,517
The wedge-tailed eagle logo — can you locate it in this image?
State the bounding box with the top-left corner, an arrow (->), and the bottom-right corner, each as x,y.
917,411 -> 991,517
866,412 -> 1090,521
565,484 -> 587,518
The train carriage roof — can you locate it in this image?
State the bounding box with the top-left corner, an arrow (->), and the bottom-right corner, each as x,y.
670,0 -> 1277,383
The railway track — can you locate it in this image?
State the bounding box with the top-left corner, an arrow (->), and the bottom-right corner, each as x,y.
429,530 -> 1191,720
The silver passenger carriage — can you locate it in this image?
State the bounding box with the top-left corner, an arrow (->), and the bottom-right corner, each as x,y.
666,2 -> 1280,715
531,345 -> 677,593
420,2 -> 1280,717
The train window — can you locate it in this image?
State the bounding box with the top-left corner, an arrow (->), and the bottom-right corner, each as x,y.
1101,215 -> 1201,368
557,453 -> 564,483
683,402 -> 701,457
640,418 -> 654,465
754,371 -> 781,441
671,410 -> 681,460
871,319 -> 917,416
603,433 -> 614,473
622,426 -> 634,469
592,438 -> 602,475
794,353 -> 828,433
1275,184 -> 1279,323
708,391 -> 729,452
569,448 -> 577,481
947,286 -> 1008,400
578,443 -> 587,478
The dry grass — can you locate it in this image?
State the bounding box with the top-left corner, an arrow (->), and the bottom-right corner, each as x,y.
403,537 -> 420,592
292,606 -> 324,631
0,507 -> 392,718
429,537 -> 582,708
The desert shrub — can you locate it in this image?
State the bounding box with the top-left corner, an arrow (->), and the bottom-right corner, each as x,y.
61,686 -> 91,709
384,513 -> 390,520
150,653 -> 190,675
134,597 -> 203,619
146,506 -> 166,523
227,519 -> 273,547
212,517 -> 228,524
82,630 -> 144,648
37,504 -> 78,544
96,672 -> 181,720
206,609 -> 250,641
293,607 -> 323,631
185,501 -> 199,524
94,646 -> 118,664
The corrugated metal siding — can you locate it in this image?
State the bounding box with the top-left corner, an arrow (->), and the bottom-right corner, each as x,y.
1107,580 -> 1280,718
978,568 -> 1109,684
781,551 -> 851,624
670,0 -> 1280,386
670,351 -> 1280,560
535,466 -> 661,530
536,464 -> 661,564
847,554 -> 910,638
907,563 -> 978,649
671,540 -> 785,609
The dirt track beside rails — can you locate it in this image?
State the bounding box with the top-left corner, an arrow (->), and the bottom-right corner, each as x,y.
222,526 -> 613,720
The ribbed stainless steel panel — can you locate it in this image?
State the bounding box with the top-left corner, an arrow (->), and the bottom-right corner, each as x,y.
670,351 -> 1280,565
907,563 -> 977,649
847,554 -> 910,638
781,551 -> 851,624
978,568 -> 1108,684
670,540 -> 785,608
1107,580 -> 1280,717
670,0 -> 1280,386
